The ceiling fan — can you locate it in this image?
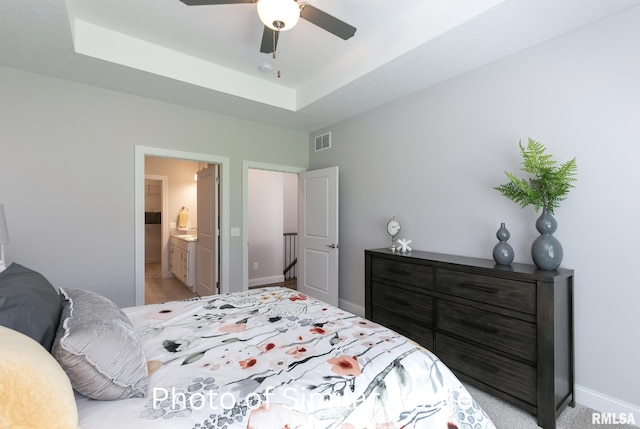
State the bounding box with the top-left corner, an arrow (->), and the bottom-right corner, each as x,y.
178,0 -> 357,56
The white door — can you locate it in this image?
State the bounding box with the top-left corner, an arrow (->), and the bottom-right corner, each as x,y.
196,165 -> 218,296
298,167 -> 339,306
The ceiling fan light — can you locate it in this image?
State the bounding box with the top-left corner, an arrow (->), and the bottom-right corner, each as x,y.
257,0 -> 300,31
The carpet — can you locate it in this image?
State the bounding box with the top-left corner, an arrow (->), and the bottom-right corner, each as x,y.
465,384 -> 638,429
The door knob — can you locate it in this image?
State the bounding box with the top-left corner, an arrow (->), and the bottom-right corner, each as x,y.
326,244 -> 339,249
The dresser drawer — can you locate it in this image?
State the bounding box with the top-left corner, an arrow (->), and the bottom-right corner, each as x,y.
372,280 -> 433,324
436,269 -> 536,314
371,257 -> 433,292
436,300 -> 536,362
371,307 -> 433,350
436,333 -> 536,405
366,249 -> 574,429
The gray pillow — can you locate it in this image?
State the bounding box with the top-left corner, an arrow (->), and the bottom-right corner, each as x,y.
0,263 -> 63,352
52,288 -> 149,400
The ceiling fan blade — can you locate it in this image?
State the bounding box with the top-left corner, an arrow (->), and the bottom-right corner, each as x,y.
299,3 -> 356,40
179,0 -> 255,5
260,26 -> 279,54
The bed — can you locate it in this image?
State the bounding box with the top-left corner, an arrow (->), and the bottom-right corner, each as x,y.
0,263 -> 496,429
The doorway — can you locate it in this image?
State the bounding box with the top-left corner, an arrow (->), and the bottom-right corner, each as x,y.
144,159 -> 204,304
242,163 -> 339,306
144,177 -> 164,266
247,168 -> 299,290
135,146 -> 230,306
144,174 -> 179,303
242,161 -> 305,291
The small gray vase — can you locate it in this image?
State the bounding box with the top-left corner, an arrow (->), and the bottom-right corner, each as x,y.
493,222 -> 514,265
531,207 -> 563,270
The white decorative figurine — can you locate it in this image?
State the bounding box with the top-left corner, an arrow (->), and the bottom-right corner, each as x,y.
396,238 -> 412,253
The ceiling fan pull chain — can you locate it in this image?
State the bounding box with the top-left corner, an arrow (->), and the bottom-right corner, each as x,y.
272,30 -> 277,59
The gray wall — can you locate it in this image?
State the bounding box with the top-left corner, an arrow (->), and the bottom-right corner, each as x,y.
248,169 -> 284,286
0,66 -> 308,307
310,6 -> 639,413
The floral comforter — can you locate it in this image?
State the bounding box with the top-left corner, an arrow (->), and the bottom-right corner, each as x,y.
76,287 -> 495,429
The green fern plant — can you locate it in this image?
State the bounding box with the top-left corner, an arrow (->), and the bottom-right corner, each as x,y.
495,139 -> 577,215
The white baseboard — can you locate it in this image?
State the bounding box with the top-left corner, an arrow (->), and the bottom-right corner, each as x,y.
248,275 -> 284,288
575,384 -> 640,416
338,298 -> 365,317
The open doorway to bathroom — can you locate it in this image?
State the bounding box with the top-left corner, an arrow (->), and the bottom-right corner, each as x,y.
134,146 -> 230,307
144,158 -> 222,303
144,158 -> 203,303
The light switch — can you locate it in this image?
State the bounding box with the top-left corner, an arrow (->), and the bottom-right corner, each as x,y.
231,227 -> 240,237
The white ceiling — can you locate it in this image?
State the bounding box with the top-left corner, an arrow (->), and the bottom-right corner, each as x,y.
1,0 -> 639,132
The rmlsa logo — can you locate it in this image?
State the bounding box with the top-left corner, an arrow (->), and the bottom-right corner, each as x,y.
592,412 -> 636,425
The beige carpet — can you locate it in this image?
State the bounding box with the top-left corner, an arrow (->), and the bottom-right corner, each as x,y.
466,384 -> 638,429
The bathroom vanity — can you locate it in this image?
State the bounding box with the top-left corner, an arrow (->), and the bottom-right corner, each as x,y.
170,235 -> 197,292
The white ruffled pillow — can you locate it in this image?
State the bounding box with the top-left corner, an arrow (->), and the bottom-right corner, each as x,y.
52,288 -> 149,400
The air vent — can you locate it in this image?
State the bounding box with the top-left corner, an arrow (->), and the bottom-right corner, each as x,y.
314,132 -> 331,152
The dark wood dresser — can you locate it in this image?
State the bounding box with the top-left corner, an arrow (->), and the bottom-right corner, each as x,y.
365,248 -> 574,429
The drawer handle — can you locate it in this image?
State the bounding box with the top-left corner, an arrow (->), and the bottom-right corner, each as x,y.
461,354 -> 500,374
460,320 -> 499,335
389,296 -> 411,307
460,283 -> 498,294
387,268 -> 411,277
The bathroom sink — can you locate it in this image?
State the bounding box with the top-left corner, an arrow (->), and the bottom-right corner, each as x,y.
173,234 -> 197,241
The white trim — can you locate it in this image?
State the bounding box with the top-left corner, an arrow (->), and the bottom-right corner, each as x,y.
248,275 -> 285,288
135,146 -> 230,305
73,19 -> 297,111
575,384 -> 640,416
242,161 -> 306,291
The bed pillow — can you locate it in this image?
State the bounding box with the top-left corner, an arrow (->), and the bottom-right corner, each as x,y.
52,288 -> 149,400
0,325 -> 78,429
0,263 -> 64,352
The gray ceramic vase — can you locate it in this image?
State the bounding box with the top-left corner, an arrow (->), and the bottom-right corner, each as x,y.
531,207 -> 563,270
493,222 -> 514,265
